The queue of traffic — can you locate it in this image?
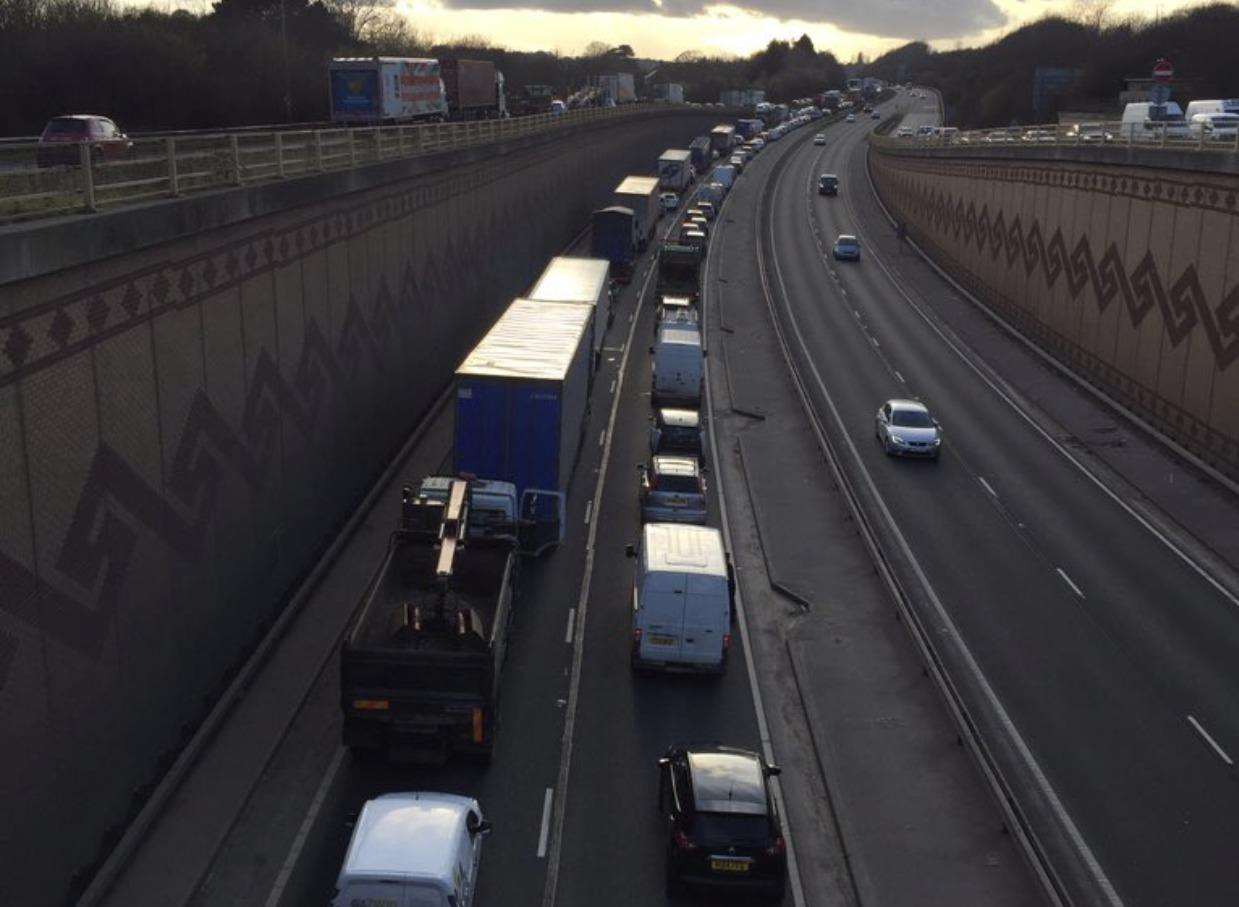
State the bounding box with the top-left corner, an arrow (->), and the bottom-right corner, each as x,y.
329,114 -> 815,907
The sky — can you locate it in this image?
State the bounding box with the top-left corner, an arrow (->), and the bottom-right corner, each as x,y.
382,0 -> 1205,61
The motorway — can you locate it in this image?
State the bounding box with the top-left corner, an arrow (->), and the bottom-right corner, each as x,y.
759,95 -> 1239,905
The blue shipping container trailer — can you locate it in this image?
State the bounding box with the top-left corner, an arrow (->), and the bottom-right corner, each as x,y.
454,299 -> 594,553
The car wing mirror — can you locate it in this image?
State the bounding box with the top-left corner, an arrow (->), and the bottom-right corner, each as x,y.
765,765 -> 782,776
625,543 -> 637,558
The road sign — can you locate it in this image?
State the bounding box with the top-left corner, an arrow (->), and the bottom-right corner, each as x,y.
1152,58 -> 1174,82
1149,82 -> 1171,104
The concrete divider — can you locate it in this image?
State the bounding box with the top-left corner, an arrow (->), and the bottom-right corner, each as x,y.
868,142 -> 1239,481
0,106 -> 726,904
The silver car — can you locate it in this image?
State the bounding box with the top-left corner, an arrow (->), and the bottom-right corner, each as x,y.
876,399 -> 942,459
639,456 -> 708,524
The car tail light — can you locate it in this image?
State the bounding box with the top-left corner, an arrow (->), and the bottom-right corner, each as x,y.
632,628 -> 643,649
674,830 -> 698,852
472,707 -> 485,743
723,633 -> 732,650
766,836 -> 786,858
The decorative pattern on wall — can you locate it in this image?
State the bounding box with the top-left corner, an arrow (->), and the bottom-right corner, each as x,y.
903,182 -> 1239,371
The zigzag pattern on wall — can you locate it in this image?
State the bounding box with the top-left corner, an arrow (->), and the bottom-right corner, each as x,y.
0,269 -> 406,670
895,172 -> 1239,371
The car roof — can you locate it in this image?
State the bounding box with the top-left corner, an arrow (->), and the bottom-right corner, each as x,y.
820,173 -> 838,179
652,455 -> 700,476
657,408 -> 700,428
340,792 -> 477,884
836,234 -> 858,243
686,750 -> 768,815
887,397 -> 929,413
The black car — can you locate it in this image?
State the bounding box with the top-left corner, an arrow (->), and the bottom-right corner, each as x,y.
658,745 -> 786,900
818,173 -> 838,196
649,407 -> 706,461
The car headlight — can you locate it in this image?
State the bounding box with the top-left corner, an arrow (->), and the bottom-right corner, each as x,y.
931,436 -> 942,446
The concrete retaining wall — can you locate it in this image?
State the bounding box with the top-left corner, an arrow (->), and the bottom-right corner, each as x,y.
868,145 -> 1239,481
0,108 -> 723,902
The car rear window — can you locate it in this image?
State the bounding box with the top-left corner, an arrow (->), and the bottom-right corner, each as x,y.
657,473 -> 700,494
43,118 -> 89,137
660,426 -> 700,451
892,410 -> 933,427
692,812 -> 770,845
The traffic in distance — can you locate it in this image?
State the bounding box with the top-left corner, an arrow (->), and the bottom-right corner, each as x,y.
326,101 -> 839,906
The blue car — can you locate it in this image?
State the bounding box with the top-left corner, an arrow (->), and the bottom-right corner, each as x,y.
832,234 -> 861,261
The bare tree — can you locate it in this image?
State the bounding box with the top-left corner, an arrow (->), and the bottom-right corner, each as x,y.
1070,0 -> 1115,31
361,10 -> 432,54
583,40 -> 610,57
326,0 -> 392,43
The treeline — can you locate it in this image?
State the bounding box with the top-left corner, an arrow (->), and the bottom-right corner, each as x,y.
661,35 -> 846,104
0,0 -> 846,136
863,3 -> 1239,128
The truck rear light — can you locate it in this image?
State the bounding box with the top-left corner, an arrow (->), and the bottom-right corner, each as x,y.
353,699 -> 389,711
472,707 -> 485,743
673,830 -> 698,851
632,628 -> 643,648
723,633 -> 732,649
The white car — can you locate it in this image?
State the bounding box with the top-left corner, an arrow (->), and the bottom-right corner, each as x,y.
846,113 -> 856,123
813,133 -> 827,145
875,399 -> 942,459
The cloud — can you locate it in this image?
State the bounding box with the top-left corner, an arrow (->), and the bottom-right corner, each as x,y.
431,0 -> 1007,40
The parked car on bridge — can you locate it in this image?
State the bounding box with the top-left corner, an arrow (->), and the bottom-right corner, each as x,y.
658,745 -> 786,899
1188,113 -> 1239,142
832,234 -> 861,261
875,398 -> 942,459
36,115 -> 132,168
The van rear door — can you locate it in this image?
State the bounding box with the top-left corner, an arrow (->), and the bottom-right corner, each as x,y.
638,574 -> 685,662
680,574 -> 726,668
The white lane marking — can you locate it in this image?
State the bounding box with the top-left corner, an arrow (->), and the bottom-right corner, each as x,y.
537,787 -> 554,858
609,379 -> 616,395
1056,568 -> 1085,599
978,476 -> 998,498
764,145 -> 1122,907
856,137 -> 1239,613
702,162 -> 809,907
564,609 -> 575,645
541,196 -> 682,907
894,370 -> 905,383
263,746 -> 345,907
1187,715 -> 1235,766
583,500 -> 592,525
869,336 -> 880,348
598,429 -> 606,447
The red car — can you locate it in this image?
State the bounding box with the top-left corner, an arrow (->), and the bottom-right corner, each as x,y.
36,115 -> 132,168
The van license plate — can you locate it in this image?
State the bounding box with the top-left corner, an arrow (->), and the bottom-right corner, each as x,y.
710,858 -> 750,873
649,634 -> 677,646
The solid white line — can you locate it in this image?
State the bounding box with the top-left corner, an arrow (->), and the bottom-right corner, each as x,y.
540,198 -> 680,907
609,379 -> 616,395
598,428 -> 606,447
1187,715 -> 1235,766
857,140 -> 1239,612
769,143 -> 1121,906
537,787 -> 554,858
263,746 -> 345,907
583,500 -> 592,525
564,609 -> 575,645
1056,568 -> 1085,599
978,476 -> 998,498
703,165 -> 809,907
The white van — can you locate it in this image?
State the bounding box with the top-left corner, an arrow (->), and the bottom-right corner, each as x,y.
1183,99 -> 1239,121
333,792 -> 491,907
1189,113 -> 1239,142
1119,101 -> 1188,141
628,522 -> 733,674
651,323 -> 703,407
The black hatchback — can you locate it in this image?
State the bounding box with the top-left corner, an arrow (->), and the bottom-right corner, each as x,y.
658,745 -> 786,900
648,407 -> 705,461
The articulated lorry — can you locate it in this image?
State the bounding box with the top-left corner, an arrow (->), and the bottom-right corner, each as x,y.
340,478 -> 518,764
689,135 -> 712,173
440,58 -> 507,119
591,207 -> 636,283
328,57 -> 506,123
614,175 -> 661,250
709,124 -> 736,155
529,256 -> 613,367
454,299 -> 594,555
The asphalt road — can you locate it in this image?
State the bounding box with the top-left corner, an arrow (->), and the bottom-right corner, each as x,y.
761,94 -> 1239,906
